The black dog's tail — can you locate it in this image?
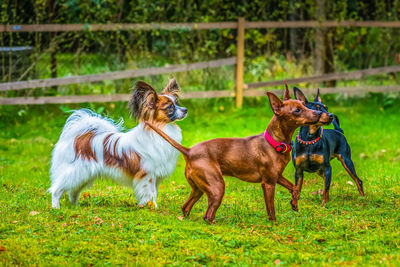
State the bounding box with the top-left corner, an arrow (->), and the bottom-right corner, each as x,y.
333,115 -> 344,134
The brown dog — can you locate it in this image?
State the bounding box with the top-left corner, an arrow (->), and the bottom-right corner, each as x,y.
146,85 -> 322,223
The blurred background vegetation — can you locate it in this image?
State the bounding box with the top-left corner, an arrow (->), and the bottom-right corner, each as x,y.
1,0 -> 400,97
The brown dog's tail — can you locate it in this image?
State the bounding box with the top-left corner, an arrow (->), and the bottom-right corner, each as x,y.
145,122 -> 190,157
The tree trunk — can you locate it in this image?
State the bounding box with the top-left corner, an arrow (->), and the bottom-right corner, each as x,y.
314,0 -> 325,76
289,0 -> 298,58
49,0 -> 57,90
315,0 -> 336,87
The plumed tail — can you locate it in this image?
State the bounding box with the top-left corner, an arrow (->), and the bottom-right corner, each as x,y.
60,109 -> 123,139
145,122 -> 189,157
333,115 -> 344,134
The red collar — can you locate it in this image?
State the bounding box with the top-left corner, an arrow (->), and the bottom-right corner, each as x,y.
297,127 -> 323,145
264,129 -> 292,154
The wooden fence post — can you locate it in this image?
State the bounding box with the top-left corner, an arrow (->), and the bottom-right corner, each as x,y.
235,17 -> 245,108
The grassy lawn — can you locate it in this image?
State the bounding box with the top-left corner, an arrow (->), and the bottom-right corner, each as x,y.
0,94 -> 399,265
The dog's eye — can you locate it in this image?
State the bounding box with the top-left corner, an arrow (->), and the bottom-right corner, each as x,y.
163,104 -> 174,112
295,108 -> 301,113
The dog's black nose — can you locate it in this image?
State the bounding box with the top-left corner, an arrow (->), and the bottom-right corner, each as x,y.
329,114 -> 334,120
181,107 -> 188,114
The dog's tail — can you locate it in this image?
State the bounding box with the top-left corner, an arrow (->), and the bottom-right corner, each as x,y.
145,122 -> 190,158
61,109 -> 123,139
333,115 -> 344,134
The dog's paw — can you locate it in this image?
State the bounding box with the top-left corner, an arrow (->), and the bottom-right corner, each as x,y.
203,216 -> 216,225
147,200 -> 156,209
290,199 -> 298,212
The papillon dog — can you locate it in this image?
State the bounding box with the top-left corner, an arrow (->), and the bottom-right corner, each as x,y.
49,78 -> 188,208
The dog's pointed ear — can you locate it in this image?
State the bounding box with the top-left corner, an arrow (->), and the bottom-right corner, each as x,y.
283,81 -> 291,101
267,92 -> 283,116
293,87 -> 308,104
162,78 -> 180,99
314,88 -> 322,102
133,81 -> 158,108
129,81 -> 158,121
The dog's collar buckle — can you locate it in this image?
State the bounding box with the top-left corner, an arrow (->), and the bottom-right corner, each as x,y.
264,129 -> 292,154
276,142 -> 290,153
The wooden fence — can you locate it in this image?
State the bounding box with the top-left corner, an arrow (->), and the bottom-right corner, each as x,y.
1,19 -> 400,106
0,57 -> 236,91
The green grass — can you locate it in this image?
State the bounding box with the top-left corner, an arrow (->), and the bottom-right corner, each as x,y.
0,94 -> 400,265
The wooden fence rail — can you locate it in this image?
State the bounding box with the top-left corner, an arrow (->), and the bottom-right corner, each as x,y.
2,21 -> 400,32
0,22 -> 237,32
245,20 -> 400,29
0,91 -> 234,105
1,85 -> 399,105
0,57 -> 236,91
245,65 -> 400,89
243,85 -> 400,97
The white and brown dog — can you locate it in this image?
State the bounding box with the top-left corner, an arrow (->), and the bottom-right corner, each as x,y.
49,78 -> 187,208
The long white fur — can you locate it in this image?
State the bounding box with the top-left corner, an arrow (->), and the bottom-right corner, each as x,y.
49,109 -> 182,208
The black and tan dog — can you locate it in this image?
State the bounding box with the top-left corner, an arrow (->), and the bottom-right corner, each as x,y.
291,88 -> 365,209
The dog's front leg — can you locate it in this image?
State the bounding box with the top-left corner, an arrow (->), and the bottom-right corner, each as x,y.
261,181 -> 276,221
134,176 -> 158,208
277,176 -> 295,193
291,170 -> 304,211
276,175 -> 298,211
322,165 -> 332,206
